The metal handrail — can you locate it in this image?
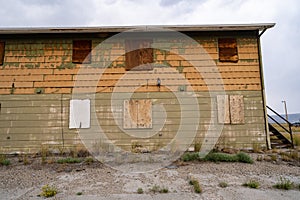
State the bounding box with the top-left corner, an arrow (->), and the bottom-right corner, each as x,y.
268,114 -> 290,133
266,105 -> 292,125
267,106 -> 294,148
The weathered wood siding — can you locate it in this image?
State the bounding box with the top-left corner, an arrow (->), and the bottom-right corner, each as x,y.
0,32 -> 261,94
0,31 -> 267,153
0,91 -> 265,153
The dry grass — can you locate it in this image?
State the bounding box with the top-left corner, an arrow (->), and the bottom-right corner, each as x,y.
271,123 -> 300,132
271,123 -> 300,147
281,133 -> 300,147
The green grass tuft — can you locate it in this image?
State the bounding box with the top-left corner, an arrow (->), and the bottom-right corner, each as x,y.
0,155 -> 10,166
204,152 -> 237,162
76,192 -> 83,195
40,185 -> 57,197
137,188 -> 143,194
160,187 -> 169,193
149,185 -> 169,194
219,182 -> 228,188
1,159 -> 11,166
57,157 -> 82,164
273,177 -> 294,190
181,152 -> 199,162
150,185 -> 160,193
189,179 -> 202,193
202,152 -> 253,163
243,180 -> 260,189
236,152 -> 254,164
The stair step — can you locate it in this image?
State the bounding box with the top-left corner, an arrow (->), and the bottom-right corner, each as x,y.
268,123 -> 293,149
271,144 -> 292,149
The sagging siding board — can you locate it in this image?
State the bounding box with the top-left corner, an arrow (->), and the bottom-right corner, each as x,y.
0,32 -> 261,94
0,91 -> 266,153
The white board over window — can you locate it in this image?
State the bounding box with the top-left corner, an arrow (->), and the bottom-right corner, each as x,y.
69,99 -> 90,129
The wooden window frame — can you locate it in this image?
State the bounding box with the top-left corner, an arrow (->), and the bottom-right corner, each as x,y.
218,38 -> 238,63
72,40 -> 92,64
125,39 -> 153,71
0,41 -> 5,66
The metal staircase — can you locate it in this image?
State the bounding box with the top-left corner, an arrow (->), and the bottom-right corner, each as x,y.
267,106 -> 294,149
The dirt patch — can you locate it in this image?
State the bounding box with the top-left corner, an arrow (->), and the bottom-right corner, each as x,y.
0,153 -> 299,200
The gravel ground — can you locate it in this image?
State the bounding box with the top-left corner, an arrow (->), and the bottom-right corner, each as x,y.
0,153 -> 300,200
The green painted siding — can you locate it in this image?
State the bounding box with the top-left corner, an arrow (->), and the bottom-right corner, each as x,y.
0,91 -> 266,153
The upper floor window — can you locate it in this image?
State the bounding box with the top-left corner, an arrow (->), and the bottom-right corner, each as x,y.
72,40 -> 92,64
0,41 -> 5,65
125,39 -> 153,71
218,38 -> 238,63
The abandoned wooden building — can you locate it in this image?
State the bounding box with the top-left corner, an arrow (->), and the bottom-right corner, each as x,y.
1,23 -> 287,155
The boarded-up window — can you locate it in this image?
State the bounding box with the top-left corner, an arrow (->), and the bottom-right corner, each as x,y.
123,99 -> 152,129
125,39 -> 153,71
69,99 -> 91,129
229,95 -> 244,124
217,95 -> 244,124
218,38 -> 238,63
217,95 -> 230,124
0,42 -> 5,65
72,40 -> 92,64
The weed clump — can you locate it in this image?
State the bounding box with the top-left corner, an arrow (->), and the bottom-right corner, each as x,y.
242,180 -> 260,189
0,155 -> 10,166
181,151 -> 253,164
84,157 -> 94,164
219,181 -> 228,188
236,152 -> 254,164
294,136 -> 300,146
137,188 -> 143,194
57,157 -> 82,164
150,185 -> 160,193
181,152 -> 199,162
160,187 -> 169,193
40,185 -> 57,198
189,179 -> 202,193
203,152 -> 253,163
204,152 -> 237,162
149,185 -> 169,194
273,177 -> 294,190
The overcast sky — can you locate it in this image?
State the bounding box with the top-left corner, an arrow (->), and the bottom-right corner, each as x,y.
0,0 -> 299,114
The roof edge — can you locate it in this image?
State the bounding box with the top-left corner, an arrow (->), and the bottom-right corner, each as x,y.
0,23 -> 275,34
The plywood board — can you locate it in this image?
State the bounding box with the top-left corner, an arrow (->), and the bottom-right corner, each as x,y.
69,99 -> 90,128
125,39 -> 153,71
123,99 -> 138,129
217,95 -> 230,124
136,99 -> 152,128
218,38 -> 238,63
123,99 -> 152,129
230,95 -> 244,124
